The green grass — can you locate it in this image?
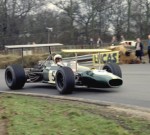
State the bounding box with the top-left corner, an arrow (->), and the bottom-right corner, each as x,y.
0,94 -> 150,135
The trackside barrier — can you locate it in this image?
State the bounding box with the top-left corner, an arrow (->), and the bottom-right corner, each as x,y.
39,54 -> 93,66
38,52 -> 120,67
93,51 -> 119,64
63,54 -> 93,66
62,51 -> 119,66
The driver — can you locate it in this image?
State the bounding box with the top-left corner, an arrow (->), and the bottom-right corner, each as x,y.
54,54 -> 62,64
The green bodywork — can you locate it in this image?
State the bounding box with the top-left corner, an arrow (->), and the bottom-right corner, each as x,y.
41,61 -> 122,88
80,70 -> 122,88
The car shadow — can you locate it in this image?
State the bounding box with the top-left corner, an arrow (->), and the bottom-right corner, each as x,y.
74,87 -> 119,93
4,83 -> 120,94
25,84 -> 56,89
25,84 -> 119,94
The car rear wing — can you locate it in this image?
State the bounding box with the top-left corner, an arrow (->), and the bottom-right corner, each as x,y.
5,43 -> 63,49
5,43 -> 63,65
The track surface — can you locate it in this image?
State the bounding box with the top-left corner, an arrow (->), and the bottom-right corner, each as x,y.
0,64 -> 150,108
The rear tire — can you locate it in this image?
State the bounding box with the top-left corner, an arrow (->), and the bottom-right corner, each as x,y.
55,67 -> 75,94
5,64 -> 26,90
103,63 -> 122,78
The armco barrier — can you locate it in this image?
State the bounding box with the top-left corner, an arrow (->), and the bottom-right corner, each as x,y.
39,54 -> 93,67
40,52 -> 119,67
63,54 -> 93,66
63,51 -> 119,66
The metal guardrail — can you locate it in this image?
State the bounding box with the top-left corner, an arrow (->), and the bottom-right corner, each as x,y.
63,54 -> 92,61
39,54 -> 94,67
78,61 -> 93,66
63,54 -> 93,66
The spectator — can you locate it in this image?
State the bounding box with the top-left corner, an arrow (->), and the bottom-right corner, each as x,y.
147,35 -> 150,63
120,35 -> 125,42
135,38 -> 143,62
97,37 -> 103,48
89,38 -> 94,48
111,36 -> 117,45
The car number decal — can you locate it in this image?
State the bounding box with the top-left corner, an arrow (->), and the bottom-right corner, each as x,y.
48,70 -> 56,84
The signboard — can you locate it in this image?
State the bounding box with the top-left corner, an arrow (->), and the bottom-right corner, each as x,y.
93,51 -> 119,64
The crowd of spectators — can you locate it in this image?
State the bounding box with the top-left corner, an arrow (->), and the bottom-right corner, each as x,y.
88,34 -> 150,63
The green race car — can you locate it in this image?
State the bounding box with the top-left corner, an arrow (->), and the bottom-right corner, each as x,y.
5,57 -> 123,94
5,45 -> 123,94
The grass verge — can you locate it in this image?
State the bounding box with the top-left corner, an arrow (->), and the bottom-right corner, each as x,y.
0,54 -> 49,68
0,94 -> 150,135
0,53 -> 75,68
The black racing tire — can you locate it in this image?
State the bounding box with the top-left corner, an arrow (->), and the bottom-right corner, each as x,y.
5,64 -> 26,90
103,63 -> 122,78
55,67 -> 75,94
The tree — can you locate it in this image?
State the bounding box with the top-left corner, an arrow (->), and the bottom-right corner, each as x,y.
145,0 -> 150,35
1,0 -> 150,48
126,0 -> 133,38
0,0 -> 8,49
0,0 -> 47,49
75,0 -> 111,43
52,0 -> 80,45
75,0 -> 98,43
108,0 -> 127,41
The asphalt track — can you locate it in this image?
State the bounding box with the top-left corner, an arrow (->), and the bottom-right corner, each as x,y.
0,64 -> 150,108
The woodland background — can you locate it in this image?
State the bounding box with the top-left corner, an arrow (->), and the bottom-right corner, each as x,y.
0,0 -> 150,50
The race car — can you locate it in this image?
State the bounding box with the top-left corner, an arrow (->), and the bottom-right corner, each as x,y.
5,45 -> 123,94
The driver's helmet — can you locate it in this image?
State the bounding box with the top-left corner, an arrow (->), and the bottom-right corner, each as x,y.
54,54 -> 62,63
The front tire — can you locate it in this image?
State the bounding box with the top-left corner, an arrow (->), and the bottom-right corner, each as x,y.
103,63 -> 122,78
55,67 -> 75,94
5,64 -> 26,90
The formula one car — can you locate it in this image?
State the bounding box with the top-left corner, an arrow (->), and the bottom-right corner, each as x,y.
5,44 -> 123,94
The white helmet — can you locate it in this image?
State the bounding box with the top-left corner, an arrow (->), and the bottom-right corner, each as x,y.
54,54 -> 62,63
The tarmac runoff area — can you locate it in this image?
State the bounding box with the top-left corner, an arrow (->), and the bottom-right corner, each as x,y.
0,91 -> 150,120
